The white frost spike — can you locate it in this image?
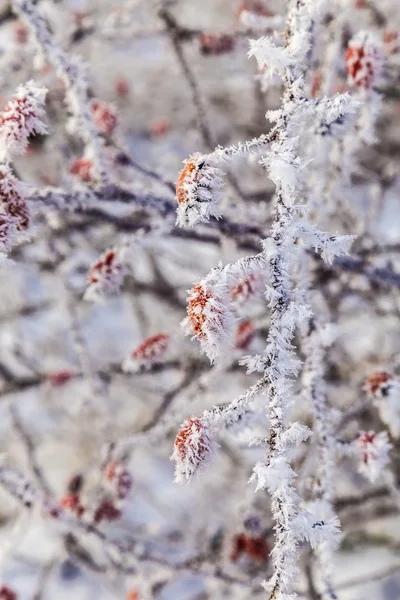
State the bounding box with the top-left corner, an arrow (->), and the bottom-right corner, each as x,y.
250,457 -> 297,494
176,153 -> 224,227
0,81 -> 47,160
293,505 -> 340,550
297,223 -> 354,264
354,431 -> 391,483
279,422 -> 311,448
182,268 -> 236,363
248,37 -> 292,81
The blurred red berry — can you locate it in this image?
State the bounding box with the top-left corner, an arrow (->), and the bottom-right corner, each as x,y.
235,320 -> 255,350
199,33 -> 235,56
236,1 -> 271,18
94,499 -> 121,523
345,33 -> 383,89
365,371 -> 391,397
14,21 -> 29,45
230,533 -> 269,562
0,585 -> 17,600
91,100 -> 118,135
49,369 -> 74,387
151,119 -> 169,135
131,333 -> 169,363
115,79 -> 130,98
311,71 -> 322,98
70,157 -> 94,182
60,494 -> 85,518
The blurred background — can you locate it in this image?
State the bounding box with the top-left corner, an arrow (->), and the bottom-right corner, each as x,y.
0,0 -> 399,599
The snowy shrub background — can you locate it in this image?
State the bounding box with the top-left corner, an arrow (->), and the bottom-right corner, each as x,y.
0,0 -> 399,598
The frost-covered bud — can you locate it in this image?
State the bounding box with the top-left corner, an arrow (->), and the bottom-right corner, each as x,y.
175,153 -> 224,227
0,81 -> 47,159
235,320 -> 256,350
85,249 -> 125,302
231,273 -> 264,305
70,157 -> 94,182
199,33 -> 235,55
354,431 -> 391,483
345,32 -> 383,90
90,100 -> 118,135
0,586 -> 17,600
365,372 -> 400,438
123,333 -> 169,372
230,533 -> 269,562
171,418 -> 215,483
183,273 -> 235,362
0,165 -> 30,251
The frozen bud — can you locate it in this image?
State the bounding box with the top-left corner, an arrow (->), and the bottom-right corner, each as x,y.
70,157 -> 94,182
345,32 -> 383,90
0,586 -> 17,600
235,320 -> 256,350
172,418 -> 215,483
85,249 -> 125,302
48,369 -> 74,387
199,33 -> 235,55
183,274 -> 235,362
90,99 -> 118,135
0,164 -> 29,251
94,498 -> 121,523
354,431 -> 391,483
365,372 -> 400,439
0,81 -> 47,159
231,273 -> 264,305
176,153 -> 224,227
230,533 -> 269,562
124,333 -> 169,372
